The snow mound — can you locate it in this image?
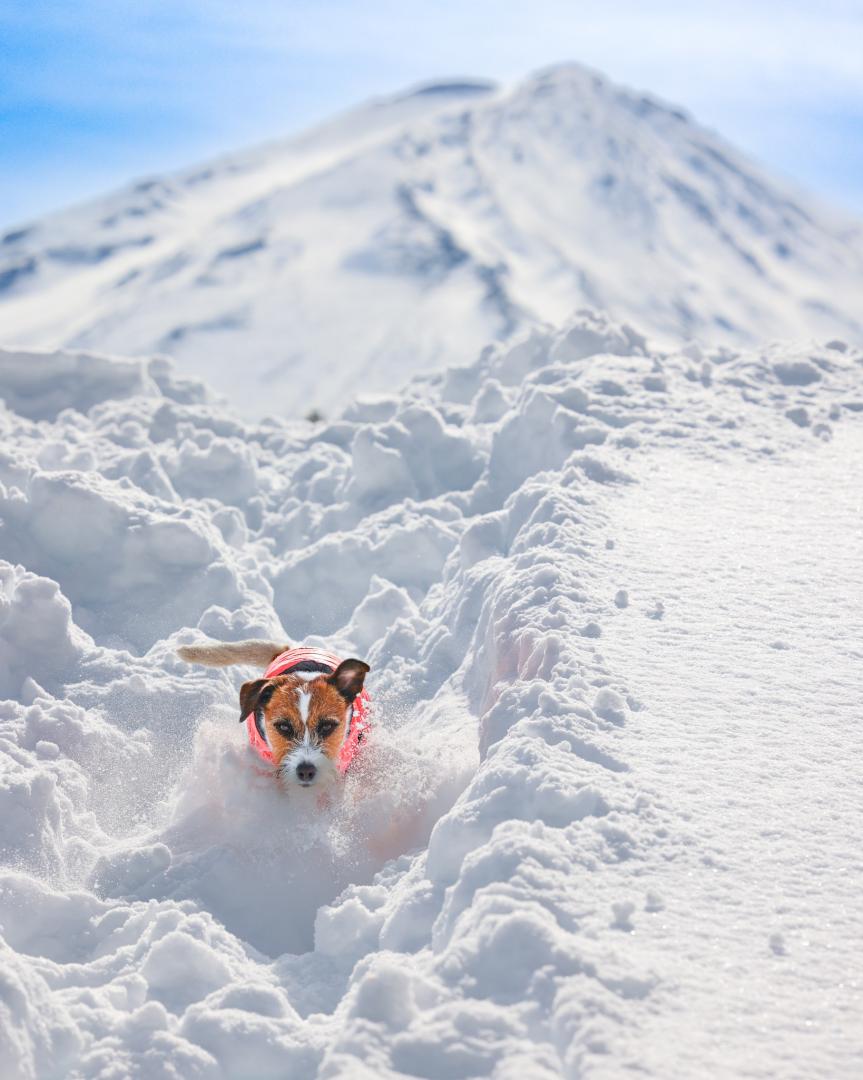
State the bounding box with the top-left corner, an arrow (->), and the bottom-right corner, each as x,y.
2,63 -> 862,415
1,314 -> 861,1076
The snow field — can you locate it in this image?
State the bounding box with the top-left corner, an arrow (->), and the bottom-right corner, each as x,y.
1,310 -> 861,1077
595,425 -> 863,1076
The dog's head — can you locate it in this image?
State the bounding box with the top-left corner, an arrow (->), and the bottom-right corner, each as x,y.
239,659 -> 369,788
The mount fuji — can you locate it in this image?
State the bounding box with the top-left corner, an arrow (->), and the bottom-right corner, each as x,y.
1,63 -> 862,416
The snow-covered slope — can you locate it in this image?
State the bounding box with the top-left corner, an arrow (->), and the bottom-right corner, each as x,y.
2,65 -> 862,416
1,311 -> 861,1077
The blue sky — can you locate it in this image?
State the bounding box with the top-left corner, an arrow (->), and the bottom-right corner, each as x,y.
1,0 -> 862,228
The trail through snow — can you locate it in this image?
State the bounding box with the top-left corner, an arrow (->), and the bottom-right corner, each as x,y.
0,312 -> 861,1078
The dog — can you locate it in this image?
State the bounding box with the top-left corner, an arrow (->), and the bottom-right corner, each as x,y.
178,640 -> 370,790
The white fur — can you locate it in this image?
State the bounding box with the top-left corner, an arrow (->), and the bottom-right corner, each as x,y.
258,712 -> 271,749
278,743 -> 336,789
296,687 -> 311,728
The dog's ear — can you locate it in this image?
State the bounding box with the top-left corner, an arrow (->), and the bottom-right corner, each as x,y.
239,678 -> 277,723
328,659 -> 370,702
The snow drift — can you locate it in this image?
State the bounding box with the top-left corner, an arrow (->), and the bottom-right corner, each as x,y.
2,64 -> 863,415
1,310 -> 861,1077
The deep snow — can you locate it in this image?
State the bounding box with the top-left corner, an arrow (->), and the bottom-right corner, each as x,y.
2,64 -> 863,416
1,310 -> 861,1078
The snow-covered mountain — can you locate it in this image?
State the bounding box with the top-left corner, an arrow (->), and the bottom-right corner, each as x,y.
2,64 -> 862,416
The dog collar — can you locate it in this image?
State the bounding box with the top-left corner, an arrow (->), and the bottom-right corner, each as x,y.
245,647 -> 371,774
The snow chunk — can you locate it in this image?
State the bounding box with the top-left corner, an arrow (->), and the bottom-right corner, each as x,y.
0,347 -> 158,420
0,562 -> 88,697
0,470 -> 258,651
772,359 -> 821,386
550,309 -> 647,365
141,931 -> 233,1011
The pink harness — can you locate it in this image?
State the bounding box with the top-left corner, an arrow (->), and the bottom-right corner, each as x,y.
244,647 -> 371,775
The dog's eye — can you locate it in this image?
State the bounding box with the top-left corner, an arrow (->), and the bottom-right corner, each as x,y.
317,719 -> 337,739
274,719 -> 295,739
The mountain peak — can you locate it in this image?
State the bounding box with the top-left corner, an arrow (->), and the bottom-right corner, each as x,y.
0,62 -> 861,416
521,61 -> 692,124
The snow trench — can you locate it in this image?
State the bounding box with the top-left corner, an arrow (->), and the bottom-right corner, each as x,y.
0,312 -> 860,1078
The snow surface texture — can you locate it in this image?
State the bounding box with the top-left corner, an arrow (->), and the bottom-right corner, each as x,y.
2,65 -> 863,416
1,310 -> 861,1078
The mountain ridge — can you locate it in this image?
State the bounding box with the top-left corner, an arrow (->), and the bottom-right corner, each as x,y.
2,62 -> 862,416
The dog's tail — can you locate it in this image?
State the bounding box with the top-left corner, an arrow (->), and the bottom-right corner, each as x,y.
177,639 -> 290,670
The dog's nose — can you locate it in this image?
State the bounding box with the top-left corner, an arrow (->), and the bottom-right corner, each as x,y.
296,762 -> 317,784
